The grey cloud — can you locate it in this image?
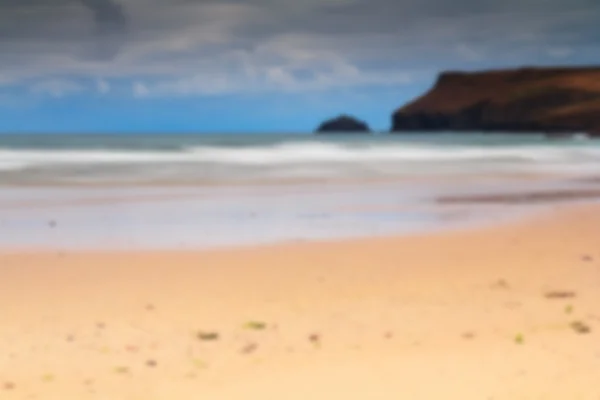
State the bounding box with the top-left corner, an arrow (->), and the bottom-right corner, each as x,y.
1,0 -> 600,94
0,0 -> 127,60
79,0 -> 128,60
79,0 -> 127,33
264,0 -> 600,42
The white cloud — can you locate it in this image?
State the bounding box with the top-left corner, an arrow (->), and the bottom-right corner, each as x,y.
132,81 -> 150,97
126,41 -> 417,97
455,44 -> 484,62
96,79 -> 111,94
29,79 -> 84,98
546,47 -> 573,58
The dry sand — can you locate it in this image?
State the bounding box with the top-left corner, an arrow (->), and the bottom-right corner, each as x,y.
1,203 -> 599,399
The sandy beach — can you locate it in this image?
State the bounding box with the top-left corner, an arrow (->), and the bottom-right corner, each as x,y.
1,202 -> 599,400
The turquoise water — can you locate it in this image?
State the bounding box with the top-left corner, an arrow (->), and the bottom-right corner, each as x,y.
0,133 -> 599,249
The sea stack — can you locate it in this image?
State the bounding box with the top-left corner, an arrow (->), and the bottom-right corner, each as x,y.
391,66 -> 600,134
316,115 -> 371,133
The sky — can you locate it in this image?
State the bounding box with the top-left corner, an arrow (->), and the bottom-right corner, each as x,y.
0,0 -> 600,133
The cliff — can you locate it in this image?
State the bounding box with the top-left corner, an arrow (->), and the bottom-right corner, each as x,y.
392,67 -> 600,134
316,115 -> 371,133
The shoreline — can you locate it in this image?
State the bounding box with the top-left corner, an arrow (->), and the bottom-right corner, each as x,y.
0,170 -> 558,189
1,203 -> 600,399
0,200 -> 563,255
3,177 -> 600,252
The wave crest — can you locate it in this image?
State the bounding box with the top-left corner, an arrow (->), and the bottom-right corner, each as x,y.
1,141 -> 600,183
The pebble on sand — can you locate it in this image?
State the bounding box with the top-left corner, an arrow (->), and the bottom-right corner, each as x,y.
462,331 -> 476,340
196,331 -> 220,341
114,366 -> 130,374
241,342 -> 258,354
491,279 -> 510,290
309,333 -> 321,345
514,333 -> 524,344
125,345 -> 139,353
544,290 -> 576,299
244,321 -> 267,331
565,304 -> 574,314
570,321 -> 591,334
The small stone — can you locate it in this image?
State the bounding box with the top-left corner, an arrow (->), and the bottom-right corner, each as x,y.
146,359 -> 157,368
114,366 -> 129,374
125,345 -> 139,353
565,304 -> 574,314
570,321 -> 591,334
514,333 -> 524,344
241,342 -> 258,354
196,331 -> 219,341
491,279 -> 510,289
3,382 -> 15,390
308,333 -> 321,345
462,331 -> 476,340
581,255 -> 593,262
544,290 -> 576,299
244,321 -> 267,331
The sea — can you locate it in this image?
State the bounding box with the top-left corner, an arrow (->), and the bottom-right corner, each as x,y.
1,132 -> 599,250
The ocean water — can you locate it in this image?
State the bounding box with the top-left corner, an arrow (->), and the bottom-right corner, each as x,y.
0,133 -> 598,185
0,133 -> 599,250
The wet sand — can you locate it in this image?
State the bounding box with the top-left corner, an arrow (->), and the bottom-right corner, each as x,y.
1,203 -> 600,399
438,187 -> 600,204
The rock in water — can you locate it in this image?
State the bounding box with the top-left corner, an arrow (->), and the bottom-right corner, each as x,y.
316,115 -> 371,133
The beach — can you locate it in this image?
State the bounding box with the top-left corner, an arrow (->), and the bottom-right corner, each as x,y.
1,133 -> 600,399
4,0 -> 600,396
1,200 -> 599,400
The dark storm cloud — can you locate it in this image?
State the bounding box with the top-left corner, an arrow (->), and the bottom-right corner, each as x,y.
1,0 -> 598,52
0,0 -> 126,37
259,0 -> 600,42
0,0 -> 600,94
79,0 -> 127,33
79,0 -> 128,60
0,0 -> 127,60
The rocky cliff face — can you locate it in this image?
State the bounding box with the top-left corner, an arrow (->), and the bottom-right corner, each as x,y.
392,67 -> 600,134
316,115 -> 371,133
